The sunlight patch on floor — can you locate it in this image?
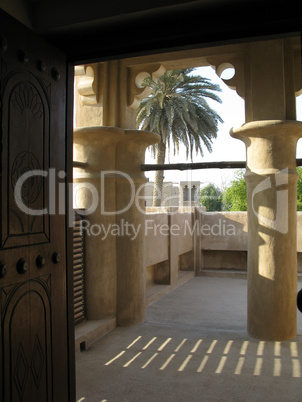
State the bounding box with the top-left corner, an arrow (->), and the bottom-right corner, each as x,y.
103,335 -> 302,378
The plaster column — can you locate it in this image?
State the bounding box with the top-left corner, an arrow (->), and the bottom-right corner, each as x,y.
231,120 -> 302,340
73,127 -> 124,320
115,130 -> 159,326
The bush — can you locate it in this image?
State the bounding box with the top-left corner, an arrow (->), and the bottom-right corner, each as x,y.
200,183 -> 222,211
222,170 -> 247,211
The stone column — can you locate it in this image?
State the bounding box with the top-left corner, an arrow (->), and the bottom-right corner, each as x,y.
73,127 -> 124,320
231,120 -> 302,340
115,130 -> 159,326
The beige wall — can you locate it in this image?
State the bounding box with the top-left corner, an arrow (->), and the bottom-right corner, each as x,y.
200,211 -> 248,251
144,181 -> 203,207
145,209 -> 302,278
144,182 -> 180,207
144,207 -> 195,289
145,213 -> 169,266
176,212 -> 194,255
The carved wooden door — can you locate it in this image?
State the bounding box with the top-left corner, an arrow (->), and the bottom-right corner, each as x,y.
0,11 -> 72,402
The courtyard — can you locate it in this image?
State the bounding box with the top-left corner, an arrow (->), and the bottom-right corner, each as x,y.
76,275 -> 302,401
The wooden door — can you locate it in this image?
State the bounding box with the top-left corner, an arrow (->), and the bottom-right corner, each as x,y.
0,11 -> 74,402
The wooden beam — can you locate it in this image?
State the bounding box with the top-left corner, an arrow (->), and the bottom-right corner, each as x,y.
141,159 -> 302,171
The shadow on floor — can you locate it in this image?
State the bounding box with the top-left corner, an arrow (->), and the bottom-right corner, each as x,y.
76,277 -> 302,402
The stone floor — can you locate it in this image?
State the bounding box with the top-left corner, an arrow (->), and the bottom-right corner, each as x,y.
76,276 -> 302,401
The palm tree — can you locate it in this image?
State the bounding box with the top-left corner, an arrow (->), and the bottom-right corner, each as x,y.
136,68 -> 223,206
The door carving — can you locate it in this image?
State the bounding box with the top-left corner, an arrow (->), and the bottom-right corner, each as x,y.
0,10 -> 72,402
1,70 -> 50,248
1,277 -> 52,401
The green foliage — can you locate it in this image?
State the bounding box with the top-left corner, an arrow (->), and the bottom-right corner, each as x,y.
222,170 -> 247,211
297,167 -> 302,211
200,183 -> 222,211
222,168 -> 302,211
136,68 -> 223,160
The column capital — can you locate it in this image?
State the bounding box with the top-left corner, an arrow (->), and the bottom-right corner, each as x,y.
74,127 -> 159,179
73,126 -> 125,175
116,129 -> 160,179
231,120 -> 302,172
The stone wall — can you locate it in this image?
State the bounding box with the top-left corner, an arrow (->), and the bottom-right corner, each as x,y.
145,209 -> 302,283
144,182 -> 179,207
198,211 -> 248,271
145,207 -> 195,291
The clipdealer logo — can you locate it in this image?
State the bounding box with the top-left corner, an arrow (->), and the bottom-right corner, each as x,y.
13,167 -> 292,236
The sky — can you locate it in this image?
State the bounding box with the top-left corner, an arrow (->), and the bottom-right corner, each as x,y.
144,66 -> 302,190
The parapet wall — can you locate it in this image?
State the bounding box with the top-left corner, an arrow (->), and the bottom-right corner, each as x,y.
145,209 -> 302,288
145,207 -> 195,290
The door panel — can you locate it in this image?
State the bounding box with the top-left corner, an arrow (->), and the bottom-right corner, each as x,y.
2,279 -> 52,402
2,69 -> 50,248
0,10 -> 72,402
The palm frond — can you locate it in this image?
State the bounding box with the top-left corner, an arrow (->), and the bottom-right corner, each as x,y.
136,68 -> 223,160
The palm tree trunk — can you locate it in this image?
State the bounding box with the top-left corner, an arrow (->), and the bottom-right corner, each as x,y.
152,141 -> 166,206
